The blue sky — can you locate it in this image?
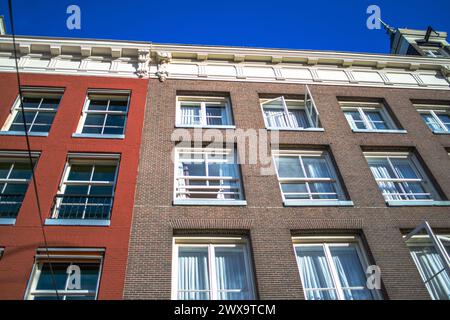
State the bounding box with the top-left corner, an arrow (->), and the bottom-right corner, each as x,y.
1,0 -> 450,54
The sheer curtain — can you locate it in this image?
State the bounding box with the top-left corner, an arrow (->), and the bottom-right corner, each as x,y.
215,247 -> 250,300
264,108 -> 289,128
181,106 -> 200,125
178,247 -> 210,300
296,246 -> 337,300
367,158 -> 400,200
410,246 -> 450,300
303,157 -> 337,200
330,246 -> 373,300
206,107 -> 227,126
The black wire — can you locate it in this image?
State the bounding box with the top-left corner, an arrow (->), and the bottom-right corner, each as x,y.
7,0 -> 60,300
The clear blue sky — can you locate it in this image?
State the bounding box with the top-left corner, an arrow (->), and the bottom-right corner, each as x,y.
1,0 -> 450,54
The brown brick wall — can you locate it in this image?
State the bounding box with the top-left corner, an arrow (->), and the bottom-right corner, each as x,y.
124,79 -> 450,300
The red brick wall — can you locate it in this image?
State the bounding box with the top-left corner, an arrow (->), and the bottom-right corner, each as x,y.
124,78 -> 450,300
0,72 -> 148,299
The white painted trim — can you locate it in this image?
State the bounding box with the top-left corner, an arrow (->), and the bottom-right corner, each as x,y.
44,219 -> 111,226
0,218 -> 16,225
173,199 -> 247,206
284,200 -> 354,207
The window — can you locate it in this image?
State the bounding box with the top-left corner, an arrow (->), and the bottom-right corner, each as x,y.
293,236 -> 380,300
364,151 -> 443,205
74,91 -> 130,138
176,96 -> 233,128
1,89 -> 62,135
260,86 -> 321,130
421,47 -> 449,58
47,154 -> 119,225
416,105 -> 450,134
404,221 -> 450,300
341,102 -> 401,132
273,150 -> 350,206
0,152 -> 37,222
25,248 -> 103,300
173,147 -> 245,205
172,237 -> 255,300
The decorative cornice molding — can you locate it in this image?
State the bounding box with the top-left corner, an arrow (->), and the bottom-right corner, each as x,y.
155,51 -> 172,82
136,49 -> 150,78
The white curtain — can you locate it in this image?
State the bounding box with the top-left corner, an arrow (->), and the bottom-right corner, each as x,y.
368,159 -> 400,200
331,246 -> 373,300
410,246 -> 450,300
178,248 -> 210,300
296,247 -> 337,300
181,106 -> 200,125
215,247 -> 249,300
264,108 -> 289,128
303,157 -> 336,199
206,107 -> 227,126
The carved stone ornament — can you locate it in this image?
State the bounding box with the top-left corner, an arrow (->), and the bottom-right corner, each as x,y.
155,51 -> 172,82
441,65 -> 450,77
136,49 -> 150,78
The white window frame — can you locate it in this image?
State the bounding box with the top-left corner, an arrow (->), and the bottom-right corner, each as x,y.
1,87 -> 64,137
45,154 -> 120,226
73,90 -> 130,139
0,151 -> 39,225
421,47 -> 449,58
341,101 -> 403,133
364,151 -> 448,206
171,237 -> 256,300
260,85 -> 322,131
173,147 -> 246,206
272,150 -> 351,207
292,235 -> 382,300
176,96 -> 234,129
24,248 -> 104,300
416,104 -> 450,134
404,221 -> 450,300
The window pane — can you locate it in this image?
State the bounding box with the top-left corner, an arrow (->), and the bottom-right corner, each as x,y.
9,162 -> 33,179
84,114 -> 106,126
67,165 -> 92,181
366,111 -> 388,130
82,126 -> 103,134
63,185 -> 89,195
206,106 -> 226,126
178,247 -> 210,300
437,114 -> 450,130
22,97 -> 41,109
3,183 -> 28,194
180,105 -> 201,125
275,157 -> 303,178
289,109 -> 310,128
295,246 -> 337,300
88,100 -> 108,111
36,263 -> 69,290
181,162 -> 206,177
30,124 -> 51,133
33,112 -> 55,125
79,263 -> 100,291
344,111 -> 366,130
310,182 -> 337,199
215,247 -> 251,300
92,165 -> 116,182
281,183 -> 309,199
367,158 -> 395,179
421,113 -> 443,132
330,246 -> 373,300
40,98 -> 60,110
264,108 -> 289,128
105,115 -> 125,127
108,100 -> 128,112
390,159 -> 419,179
0,163 -> 11,178
303,157 -> 332,179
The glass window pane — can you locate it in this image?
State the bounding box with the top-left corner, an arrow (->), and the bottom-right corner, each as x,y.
421,113 -> 443,132
215,247 -> 251,300
295,246 -> 335,298
33,112 -> 55,125
30,124 -> 51,133
289,109 -> 310,128
275,157 -> 303,178
303,157 -> 332,179
344,111 -> 367,130
281,183 -> 309,199
310,182 -> 337,199
178,247 -> 210,300
330,246 -> 368,289
9,162 -> 33,179
206,107 -> 225,126
180,105 -> 201,125
103,127 -> 124,135
3,183 -> 28,194
92,165 -> 116,182
0,163 -> 11,179
40,98 -> 60,110
367,158 -> 395,179
366,111 -> 388,130
68,165 -> 92,181
181,162 -> 206,177
108,100 -> 128,112
88,100 -> 108,111
437,114 -> 450,130
391,159 -> 419,179
82,126 -> 103,134
264,107 -> 289,128
84,114 -> 106,126
78,263 -> 100,291
36,263 -> 69,290
22,97 -> 41,109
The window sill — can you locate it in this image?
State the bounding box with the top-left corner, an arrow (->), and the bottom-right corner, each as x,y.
283,200 -> 354,207
387,200 -> 450,207
351,129 -> 407,134
432,131 -> 450,135
72,133 -> 125,139
267,127 -> 324,132
175,124 -> 236,130
173,199 -> 247,206
44,219 -> 111,226
0,131 -> 48,137
0,218 -> 16,225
